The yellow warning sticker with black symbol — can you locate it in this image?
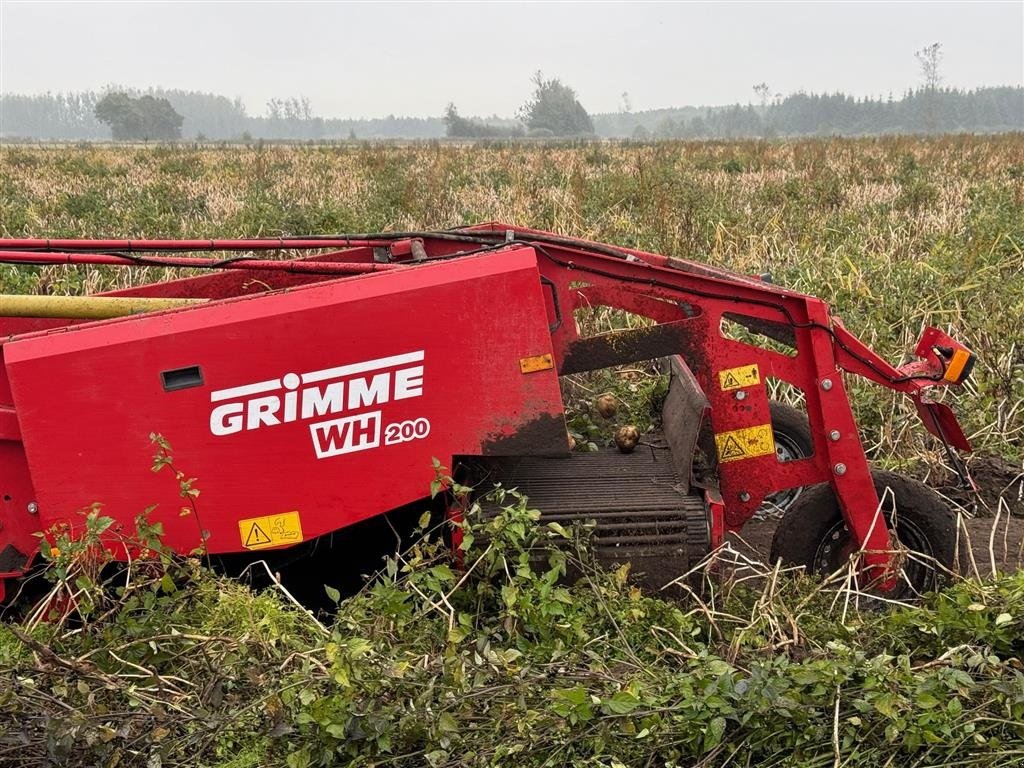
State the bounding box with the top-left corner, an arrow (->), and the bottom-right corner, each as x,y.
714,424 -> 775,464
239,511 -> 303,550
718,364 -> 760,391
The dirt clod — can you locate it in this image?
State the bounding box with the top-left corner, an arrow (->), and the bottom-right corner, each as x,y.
937,453 -> 1024,518
595,393 -> 618,420
614,425 -> 640,453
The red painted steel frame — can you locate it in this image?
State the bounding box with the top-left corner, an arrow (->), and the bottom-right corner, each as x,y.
0,250 -> 398,275
0,225 -> 971,601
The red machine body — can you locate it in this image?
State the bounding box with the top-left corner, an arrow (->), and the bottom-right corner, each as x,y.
0,225 -> 974,600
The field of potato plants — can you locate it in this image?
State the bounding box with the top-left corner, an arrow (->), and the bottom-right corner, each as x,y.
1,136 -> 1023,767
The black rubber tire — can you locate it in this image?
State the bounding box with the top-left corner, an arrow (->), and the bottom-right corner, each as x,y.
762,402 -> 814,515
768,401 -> 813,455
769,470 -> 960,598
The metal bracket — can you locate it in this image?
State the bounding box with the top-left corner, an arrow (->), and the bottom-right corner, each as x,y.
539,275 -> 562,332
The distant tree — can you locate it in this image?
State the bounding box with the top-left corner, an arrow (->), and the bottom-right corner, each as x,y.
518,72 -> 594,136
915,42 -> 943,133
916,42 -> 943,91
687,114 -> 708,138
443,103 -> 471,136
94,93 -> 141,139
444,103 -> 524,138
753,83 -> 771,110
753,82 -> 772,137
655,117 -> 679,139
94,92 -> 183,140
136,95 -> 184,139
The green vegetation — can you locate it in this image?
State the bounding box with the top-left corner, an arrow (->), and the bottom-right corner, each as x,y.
94,92 -> 184,141
1,482 -> 1022,767
517,72 -> 595,137
444,104 -> 525,139
447,73 -> 594,140
1,85 -> 1020,141
0,136 -> 1022,765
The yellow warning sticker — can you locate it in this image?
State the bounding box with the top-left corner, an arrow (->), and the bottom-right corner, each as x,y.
239,511 -> 303,550
520,353 -> 555,374
718,364 -> 760,391
714,424 -> 775,464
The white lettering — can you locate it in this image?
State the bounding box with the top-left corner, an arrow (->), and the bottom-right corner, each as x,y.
283,390 -> 298,422
247,396 -> 281,429
347,373 -> 390,410
394,365 -> 424,400
210,402 -> 244,436
301,381 -> 344,419
311,412 -> 381,458
208,350 -> 427,439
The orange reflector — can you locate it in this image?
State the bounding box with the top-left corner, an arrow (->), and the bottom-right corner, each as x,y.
520,353 -> 554,374
943,348 -> 974,384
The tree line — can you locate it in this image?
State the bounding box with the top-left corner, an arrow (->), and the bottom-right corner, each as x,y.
1,84 -> 1020,142
623,87 -> 1023,140
0,88 -> 443,141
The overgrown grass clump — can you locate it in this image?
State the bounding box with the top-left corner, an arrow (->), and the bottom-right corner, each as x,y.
1,492 -> 1022,767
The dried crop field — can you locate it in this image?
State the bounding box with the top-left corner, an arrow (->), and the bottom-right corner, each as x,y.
1,136 -> 1024,768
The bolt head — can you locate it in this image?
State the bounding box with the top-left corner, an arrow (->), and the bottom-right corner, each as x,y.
27,501 -> 38,514
734,390 -> 747,401
821,378 -> 833,391
834,463 -> 847,476
829,430 -> 841,441
739,491 -> 751,502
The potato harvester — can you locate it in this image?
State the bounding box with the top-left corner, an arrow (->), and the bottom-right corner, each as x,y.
0,225 -> 976,601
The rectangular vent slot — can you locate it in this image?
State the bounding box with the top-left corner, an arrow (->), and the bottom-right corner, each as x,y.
161,366 -> 203,392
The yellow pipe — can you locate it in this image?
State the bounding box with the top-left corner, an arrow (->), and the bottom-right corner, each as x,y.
0,294 -> 208,320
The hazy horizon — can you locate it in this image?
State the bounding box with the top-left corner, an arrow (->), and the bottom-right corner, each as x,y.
1,1 -> 1022,121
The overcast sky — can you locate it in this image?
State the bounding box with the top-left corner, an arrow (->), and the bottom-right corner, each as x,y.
1,1 -> 1021,119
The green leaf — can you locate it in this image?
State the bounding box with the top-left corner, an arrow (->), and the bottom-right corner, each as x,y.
874,698 -> 898,719
426,750 -> 449,766
501,584 -> 519,608
546,521 -> 570,538
437,712 -> 458,733
704,716 -> 727,750
602,691 -> 640,715
324,585 -> 341,604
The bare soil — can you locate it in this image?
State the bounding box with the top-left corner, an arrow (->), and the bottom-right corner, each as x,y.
937,453 -> 1024,518
729,512 -> 1024,574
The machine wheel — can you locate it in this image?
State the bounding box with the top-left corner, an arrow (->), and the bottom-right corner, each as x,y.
769,470 -> 960,599
759,401 -> 814,518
